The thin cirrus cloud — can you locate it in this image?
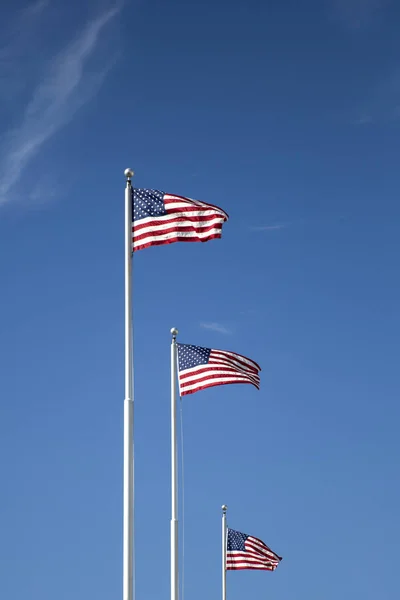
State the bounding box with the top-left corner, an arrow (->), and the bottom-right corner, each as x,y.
332,0 -> 388,29
250,223 -> 289,231
20,0 -> 50,18
200,322 -> 232,335
0,2 -> 123,206
353,68 -> 400,125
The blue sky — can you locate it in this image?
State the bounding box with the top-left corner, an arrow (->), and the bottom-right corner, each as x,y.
0,0 -> 399,598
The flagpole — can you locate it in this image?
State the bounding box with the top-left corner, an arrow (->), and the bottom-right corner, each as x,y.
170,327 -> 179,600
124,168 -> 134,600
222,505 -> 227,600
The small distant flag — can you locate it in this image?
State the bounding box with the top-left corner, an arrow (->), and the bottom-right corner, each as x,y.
177,344 -> 260,396
226,528 -> 282,571
132,189 -> 228,251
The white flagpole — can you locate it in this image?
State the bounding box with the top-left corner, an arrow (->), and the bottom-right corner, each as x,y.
222,505 -> 227,600
170,328 -> 179,600
124,168 -> 134,600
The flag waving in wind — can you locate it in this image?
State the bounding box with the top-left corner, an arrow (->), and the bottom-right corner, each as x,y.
132,189 -> 228,251
227,528 -> 282,571
177,343 -> 261,396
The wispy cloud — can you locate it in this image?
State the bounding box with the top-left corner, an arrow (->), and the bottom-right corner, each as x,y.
22,0 -> 50,18
353,114 -> 373,125
250,223 -> 289,232
353,68 -> 400,125
332,0 -> 389,30
200,322 -> 232,335
0,1 -> 48,97
28,175 -> 61,208
239,308 -> 258,316
0,3 -> 122,206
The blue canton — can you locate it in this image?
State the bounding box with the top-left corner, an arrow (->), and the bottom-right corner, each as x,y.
177,344 -> 211,371
227,529 -> 248,551
133,189 -> 167,222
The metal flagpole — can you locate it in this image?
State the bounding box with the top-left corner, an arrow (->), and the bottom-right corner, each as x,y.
171,328 -> 179,600
124,168 -> 134,600
222,505 -> 227,600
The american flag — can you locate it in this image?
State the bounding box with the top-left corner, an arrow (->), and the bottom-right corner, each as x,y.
132,189 -> 228,251
226,528 -> 282,571
176,344 -> 261,396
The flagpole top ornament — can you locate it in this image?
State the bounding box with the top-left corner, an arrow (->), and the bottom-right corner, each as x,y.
171,328 -> 179,338
222,505 -> 227,513
124,168 -> 134,180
